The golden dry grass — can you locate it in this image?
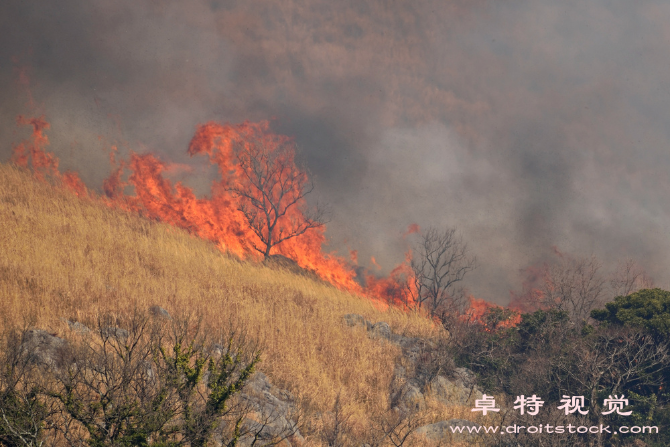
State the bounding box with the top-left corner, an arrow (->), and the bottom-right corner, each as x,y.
0,163 -> 487,445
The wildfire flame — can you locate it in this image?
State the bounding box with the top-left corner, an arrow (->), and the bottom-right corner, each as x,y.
508,263 -> 548,313
12,116 -> 88,197
403,223 -> 420,238
10,112 -> 520,324
464,296 -> 522,329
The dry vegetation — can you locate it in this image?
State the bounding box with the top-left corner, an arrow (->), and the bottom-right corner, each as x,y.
0,164 -> 483,445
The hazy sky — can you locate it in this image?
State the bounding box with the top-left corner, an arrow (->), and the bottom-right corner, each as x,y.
2,0 -> 669,303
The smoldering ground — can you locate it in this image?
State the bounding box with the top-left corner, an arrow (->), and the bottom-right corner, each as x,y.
2,0 -> 669,303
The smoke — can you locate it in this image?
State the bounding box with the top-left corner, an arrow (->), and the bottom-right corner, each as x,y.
2,0 -> 670,303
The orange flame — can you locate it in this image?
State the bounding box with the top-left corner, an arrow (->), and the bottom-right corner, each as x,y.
464,296 -> 521,329
508,263 -> 550,313
10,113 -> 437,307
403,223 -> 420,238
12,116 -> 88,197
349,249 -> 359,265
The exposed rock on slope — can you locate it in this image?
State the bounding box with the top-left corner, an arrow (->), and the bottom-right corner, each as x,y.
343,313 -> 484,443
211,371 -> 303,446
20,329 -> 71,369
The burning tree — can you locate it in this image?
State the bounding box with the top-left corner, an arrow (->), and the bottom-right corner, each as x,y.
188,121 -> 327,260
230,134 -> 327,259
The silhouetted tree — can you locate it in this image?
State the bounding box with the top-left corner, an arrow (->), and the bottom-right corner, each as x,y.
535,254 -> 606,322
230,135 -> 327,259
609,258 -> 654,298
408,227 -> 476,316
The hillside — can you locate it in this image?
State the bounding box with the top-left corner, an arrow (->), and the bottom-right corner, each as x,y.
0,164 -> 478,445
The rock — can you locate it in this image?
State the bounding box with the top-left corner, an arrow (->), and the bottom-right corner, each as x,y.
149,305 -> 171,319
264,254 -> 320,283
62,319 -> 89,334
370,322 -> 392,340
341,313 -> 486,414
20,329 -> 70,368
415,418 -> 480,442
388,332 -> 414,347
394,381 -> 426,412
210,343 -> 224,357
342,315 -> 392,339
426,373 -> 482,406
343,315 -> 416,346
452,367 -> 478,389
343,313 -> 367,328
214,372 -> 302,446
100,326 -> 129,340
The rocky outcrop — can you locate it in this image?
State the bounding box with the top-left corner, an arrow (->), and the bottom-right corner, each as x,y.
342,314 -> 413,345
343,314 -> 483,410
100,326 -> 129,340
214,372 -> 303,447
369,321 -> 392,340
427,368 -> 480,405
264,254 -> 321,283
343,313 -> 371,330
62,318 -> 90,334
149,305 -> 171,319
20,329 -> 70,368
394,381 -> 426,412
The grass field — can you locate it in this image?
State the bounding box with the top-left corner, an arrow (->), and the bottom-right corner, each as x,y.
0,163 -> 488,445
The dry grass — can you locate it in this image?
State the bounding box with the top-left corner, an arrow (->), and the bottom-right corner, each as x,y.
0,163 -> 479,445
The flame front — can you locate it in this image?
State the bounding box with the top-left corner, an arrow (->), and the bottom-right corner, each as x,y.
10,113 -> 516,321
12,115 -> 88,197
464,296 -> 521,329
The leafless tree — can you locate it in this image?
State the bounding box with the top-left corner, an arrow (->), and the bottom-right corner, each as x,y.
408,227 -> 476,317
610,258 -> 654,298
557,326 -> 669,447
369,407 -> 428,447
0,310 -> 297,447
230,137 -> 327,259
320,391 -> 353,447
538,255 -> 606,322
0,328 -> 54,447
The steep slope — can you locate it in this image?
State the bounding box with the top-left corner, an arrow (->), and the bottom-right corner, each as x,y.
1,164 -> 475,444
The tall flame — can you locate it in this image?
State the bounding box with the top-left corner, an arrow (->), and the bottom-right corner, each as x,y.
12,116 -> 88,197
9,112 -> 517,322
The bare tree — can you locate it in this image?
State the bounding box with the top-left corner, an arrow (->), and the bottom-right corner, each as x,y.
610,258 -> 654,298
369,407 -> 428,447
538,255 -> 606,322
408,227 -> 476,316
320,391 -> 353,447
230,136 -> 327,259
0,328 -> 54,447
17,311 -> 298,447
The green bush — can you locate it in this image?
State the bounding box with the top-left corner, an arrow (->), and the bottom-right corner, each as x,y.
0,312 -> 297,447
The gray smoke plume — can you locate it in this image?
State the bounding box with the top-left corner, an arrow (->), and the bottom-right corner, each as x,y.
2,0 -> 669,303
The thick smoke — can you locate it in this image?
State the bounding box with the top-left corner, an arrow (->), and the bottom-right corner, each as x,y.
2,0 -> 669,303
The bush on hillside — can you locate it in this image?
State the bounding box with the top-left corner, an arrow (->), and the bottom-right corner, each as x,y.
0,311 -> 298,447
